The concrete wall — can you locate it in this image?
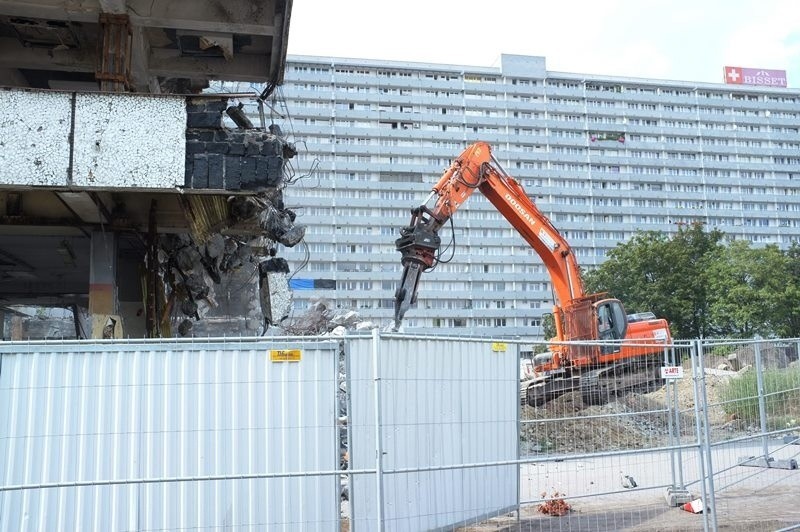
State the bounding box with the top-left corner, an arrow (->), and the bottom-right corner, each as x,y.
0,88 -> 292,193
0,88 -> 185,189
0,90 -> 72,186
72,93 -> 186,188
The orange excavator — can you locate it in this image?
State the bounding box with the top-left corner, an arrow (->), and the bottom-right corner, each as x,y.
393,142 -> 671,406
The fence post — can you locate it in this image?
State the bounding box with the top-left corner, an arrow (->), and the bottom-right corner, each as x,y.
693,339 -> 718,531
371,328 -> 386,532
689,341 -> 709,531
753,341 -> 770,461
515,342 -> 522,528
665,346 -> 675,479
664,345 -> 691,506
672,346 -> 686,490
341,339 -> 354,524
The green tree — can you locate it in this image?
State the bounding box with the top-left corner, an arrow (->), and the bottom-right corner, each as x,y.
583,223 -> 724,339
708,241 -> 791,338
665,223 -> 725,338
779,243 -> 800,337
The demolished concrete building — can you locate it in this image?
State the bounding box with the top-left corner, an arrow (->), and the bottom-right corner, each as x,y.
0,0 -> 301,339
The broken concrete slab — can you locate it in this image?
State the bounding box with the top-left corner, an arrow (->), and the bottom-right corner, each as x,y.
258,257 -> 292,326
183,97 -> 295,192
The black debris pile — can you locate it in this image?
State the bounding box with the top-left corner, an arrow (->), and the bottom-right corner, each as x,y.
159,233 -> 254,336
229,189 -> 306,247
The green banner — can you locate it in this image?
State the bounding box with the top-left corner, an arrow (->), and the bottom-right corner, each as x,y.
589,132 -> 625,143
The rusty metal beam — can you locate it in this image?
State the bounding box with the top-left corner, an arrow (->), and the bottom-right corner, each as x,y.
0,36 -> 94,73
0,0 -> 282,35
149,48 -> 269,81
145,199 -> 158,337
95,13 -> 132,91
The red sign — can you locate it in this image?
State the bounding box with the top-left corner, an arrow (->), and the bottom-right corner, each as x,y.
724,66 -> 787,87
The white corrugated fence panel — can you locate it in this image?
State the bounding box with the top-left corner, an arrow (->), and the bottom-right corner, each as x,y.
348,334 -> 519,531
0,339 -> 340,532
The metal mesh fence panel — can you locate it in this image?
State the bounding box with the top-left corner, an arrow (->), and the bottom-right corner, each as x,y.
697,338 -> 800,531
346,332 -> 519,532
508,342 -> 712,531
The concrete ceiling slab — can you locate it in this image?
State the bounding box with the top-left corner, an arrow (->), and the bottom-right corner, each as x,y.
0,0 -> 292,93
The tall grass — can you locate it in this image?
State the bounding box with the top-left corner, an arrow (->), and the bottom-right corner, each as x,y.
719,367 -> 800,430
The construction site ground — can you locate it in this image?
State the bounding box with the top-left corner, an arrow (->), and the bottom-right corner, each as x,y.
461,349 -> 800,531
520,351 -> 800,455
340,348 -> 798,530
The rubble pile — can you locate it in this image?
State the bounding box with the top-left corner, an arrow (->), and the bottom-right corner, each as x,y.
229,189 -> 306,247
155,185 -> 308,336
159,233 -> 256,335
280,298 -> 374,336
537,492 -> 572,517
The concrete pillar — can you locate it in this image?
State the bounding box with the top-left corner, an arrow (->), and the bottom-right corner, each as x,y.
89,231 -> 122,339
10,315 -> 23,341
117,247 -> 147,339
71,305 -> 90,340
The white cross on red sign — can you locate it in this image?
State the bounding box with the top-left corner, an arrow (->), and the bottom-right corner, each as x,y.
725,66 -> 742,84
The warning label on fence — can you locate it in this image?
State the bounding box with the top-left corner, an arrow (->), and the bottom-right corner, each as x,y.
660,366 -> 684,379
270,349 -> 302,362
491,342 -> 508,352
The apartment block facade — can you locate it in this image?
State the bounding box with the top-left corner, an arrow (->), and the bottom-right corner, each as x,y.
263,54 -> 800,338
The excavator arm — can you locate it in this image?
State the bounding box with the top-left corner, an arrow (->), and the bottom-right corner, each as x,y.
393,142 -> 585,331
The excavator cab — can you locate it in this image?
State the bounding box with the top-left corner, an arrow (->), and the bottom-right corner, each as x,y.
595,299 -> 628,354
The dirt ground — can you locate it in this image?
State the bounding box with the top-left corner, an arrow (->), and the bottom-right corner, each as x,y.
520,343 -> 800,455
488,343 -> 800,531
457,488 -> 800,532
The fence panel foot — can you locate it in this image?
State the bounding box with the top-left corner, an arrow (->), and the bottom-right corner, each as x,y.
664,487 -> 694,507
738,456 -> 798,470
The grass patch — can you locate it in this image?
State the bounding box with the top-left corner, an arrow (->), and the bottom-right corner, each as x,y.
719,367 -> 800,430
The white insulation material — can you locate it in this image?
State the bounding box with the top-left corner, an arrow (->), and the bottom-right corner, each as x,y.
72,93 -> 186,188
347,335 -> 519,531
0,89 -> 72,186
0,339 -> 340,532
0,89 -> 186,189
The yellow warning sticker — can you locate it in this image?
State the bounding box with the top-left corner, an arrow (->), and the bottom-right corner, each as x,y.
270,349 -> 302,362
491,342 -> 507,353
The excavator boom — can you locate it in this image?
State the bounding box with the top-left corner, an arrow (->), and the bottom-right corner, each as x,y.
394,142 -> 585,333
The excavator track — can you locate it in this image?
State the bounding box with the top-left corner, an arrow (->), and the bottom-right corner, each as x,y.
526,354 -> 665,408
526,374 -> 580,407
579,354 -> 665,406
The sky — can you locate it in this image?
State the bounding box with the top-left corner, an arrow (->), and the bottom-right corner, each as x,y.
287,0 -> 800,87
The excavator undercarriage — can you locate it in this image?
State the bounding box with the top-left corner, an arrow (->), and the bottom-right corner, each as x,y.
525,353 -> 666,407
